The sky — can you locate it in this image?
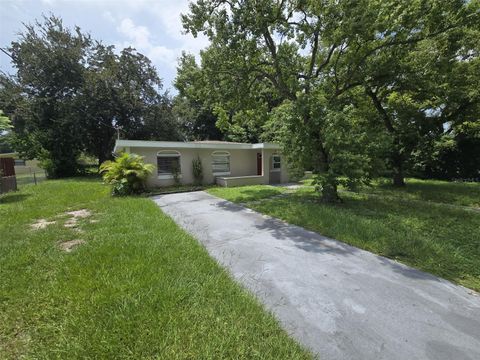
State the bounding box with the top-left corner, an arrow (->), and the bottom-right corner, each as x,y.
0,0 -> 209,93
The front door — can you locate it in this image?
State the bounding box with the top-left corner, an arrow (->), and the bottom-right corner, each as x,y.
269,155 -> 281,184
256,153 -> 262,175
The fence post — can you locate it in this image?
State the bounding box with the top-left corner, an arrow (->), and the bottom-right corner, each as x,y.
33,172 -> 37,185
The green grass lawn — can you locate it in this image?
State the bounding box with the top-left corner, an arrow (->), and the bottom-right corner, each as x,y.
302,178 -> 480,208
208,180 -> 480,292
0,179 -> 311,359
208,185 -> 286,203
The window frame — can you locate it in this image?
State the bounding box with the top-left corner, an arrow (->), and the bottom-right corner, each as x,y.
211,151 -> 231,176
271,154 -> 281,172
157,150 -> 182,179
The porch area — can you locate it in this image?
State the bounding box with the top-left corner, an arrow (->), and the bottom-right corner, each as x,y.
215,150 -> 283,187
215,175 -> 265,187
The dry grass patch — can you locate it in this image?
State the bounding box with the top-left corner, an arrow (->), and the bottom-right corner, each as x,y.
58,239 -> 85,252
30,219 -> 56,230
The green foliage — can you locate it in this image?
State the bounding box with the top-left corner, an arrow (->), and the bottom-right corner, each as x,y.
99,152 -> 154,196
192,156 -> 203,185
3,16 -> 88,177
182,0 -> 479,200
0,15 -> 181,175
0,110 -> 13,153
173,96 -> 223,141
174,53 -> 224,141
170,161 -> 181,185
0,110 -> 12,131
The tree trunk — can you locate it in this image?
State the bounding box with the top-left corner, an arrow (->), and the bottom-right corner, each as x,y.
392,167 -> 405,186
392,157 -> 406,187
365,87 -> 407,187
315,144 -> 342,203
320,181 -> 342,203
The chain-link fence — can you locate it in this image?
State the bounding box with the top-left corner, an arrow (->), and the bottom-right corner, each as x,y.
16,168 -> 47,187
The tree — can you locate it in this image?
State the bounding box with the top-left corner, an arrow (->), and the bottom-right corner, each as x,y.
182,0 -> 477,199
80,44 -> 181,163
2,15 -> 181,175
174,53 -> 224,141
355,1 -> 480,185
173,96 -> 222,141
7,15 -> 90,177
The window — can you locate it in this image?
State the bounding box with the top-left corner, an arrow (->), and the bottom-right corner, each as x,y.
271,155 -> 281,171
212,151 -> 230,175
14,159 -> 26,166
157,150 -> 181,178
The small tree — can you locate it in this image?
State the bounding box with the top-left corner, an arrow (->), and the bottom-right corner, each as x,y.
0,110 -> 11,131
99,153 -> 154,196
171,161 -> 181,185
192,156 -> 203,186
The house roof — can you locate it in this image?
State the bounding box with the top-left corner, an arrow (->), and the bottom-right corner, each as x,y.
114,140 -> 281,151
191,140 -> 248,145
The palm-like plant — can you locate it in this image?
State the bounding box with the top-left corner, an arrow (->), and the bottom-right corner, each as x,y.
100,153 -> 154,195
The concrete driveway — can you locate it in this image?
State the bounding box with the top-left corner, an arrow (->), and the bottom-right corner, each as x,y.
152,191 -> 480,360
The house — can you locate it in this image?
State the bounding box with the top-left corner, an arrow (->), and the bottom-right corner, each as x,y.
114,140 -> 290,187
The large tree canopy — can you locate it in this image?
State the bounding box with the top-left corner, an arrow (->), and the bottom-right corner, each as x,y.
0,15 -> 181,176
181,0 -> 479,200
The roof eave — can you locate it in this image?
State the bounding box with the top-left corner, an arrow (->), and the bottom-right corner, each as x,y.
114,140 -> 281,151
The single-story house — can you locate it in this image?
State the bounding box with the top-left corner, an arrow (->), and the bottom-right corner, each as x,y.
114,140 -> 290,187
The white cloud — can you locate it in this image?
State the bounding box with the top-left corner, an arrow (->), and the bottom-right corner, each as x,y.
102,11 -> 116,23
115,17 -> 178,69
113,1 -> 210,60
1,0 -> 210,89
117,18 -> 151,49
148,1 -> 210,56
114,15 -> 207,71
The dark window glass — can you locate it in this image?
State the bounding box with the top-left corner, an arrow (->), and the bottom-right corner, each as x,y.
157,156 -> 180,175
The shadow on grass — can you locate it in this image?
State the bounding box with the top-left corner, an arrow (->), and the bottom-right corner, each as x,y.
216,200 -> 246,212
215,195 -> 447,284
214,188 -> 283,203
257,191 -> 480,287
255,216 -> 359,256
0,193 -> 30,204
368,179 -> 480,207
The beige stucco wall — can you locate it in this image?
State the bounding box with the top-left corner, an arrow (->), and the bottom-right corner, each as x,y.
216,175 -> 264,187
125,146 -> 290,187
262,149 -> 290,184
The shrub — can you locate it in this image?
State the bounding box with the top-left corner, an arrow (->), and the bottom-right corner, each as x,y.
99,153 -> 154,196
171,161 -> 181,185
192,156 -> 203,186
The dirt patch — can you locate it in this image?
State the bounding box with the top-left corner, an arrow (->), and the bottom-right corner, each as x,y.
30,209 -> 93,231
65,209 -> 92,218
64,218 -> 78,228
30,219 -> 56,230
63,209 -> 93,229
58,239 -> 85,252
